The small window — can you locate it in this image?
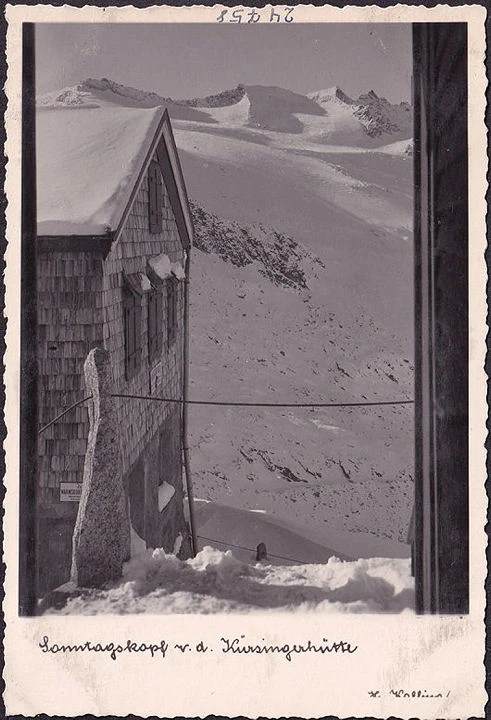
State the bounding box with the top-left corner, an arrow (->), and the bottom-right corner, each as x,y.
167,277 -> 178,345
123,278 -> 143,380
148,286 -> 163,363
148,161 -> 163,234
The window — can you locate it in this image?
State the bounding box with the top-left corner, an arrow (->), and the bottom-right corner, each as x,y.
123,277 -> 143,380
148,161 -> 163,234
167,277 -> 178,345
148,286 -> 163,363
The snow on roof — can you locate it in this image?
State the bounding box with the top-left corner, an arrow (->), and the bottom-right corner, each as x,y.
36,105 -> 165,236
139,272 -> 152,292
148,252 -> 172,279
171,260 -> 186,279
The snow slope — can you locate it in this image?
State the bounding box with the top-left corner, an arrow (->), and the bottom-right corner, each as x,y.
193,500 -> 409,562
188,245 -> 413,551
174,87 -> 414,556
194,499 -> 352,564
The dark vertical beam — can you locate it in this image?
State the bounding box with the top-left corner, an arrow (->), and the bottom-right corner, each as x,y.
19,22 -> 37,615
412,24 -> 426,613
413,23 -> 469,614
414,22 -> 439,615
182,249 -> 197,557
432,23 -> 468,614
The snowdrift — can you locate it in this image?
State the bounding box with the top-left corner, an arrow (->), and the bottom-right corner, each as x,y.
46,546 -> 414,615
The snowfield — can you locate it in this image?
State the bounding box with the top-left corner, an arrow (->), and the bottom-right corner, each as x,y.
46,546 -> 414,614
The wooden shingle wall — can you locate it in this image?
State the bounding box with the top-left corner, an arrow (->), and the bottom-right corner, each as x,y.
36,251 -> 104,594
37,251 -> 104,513
102,152 -> 186,478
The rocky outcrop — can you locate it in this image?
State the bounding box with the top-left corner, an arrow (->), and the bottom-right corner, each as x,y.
354,90 -> 412,138
190,201 -> 324,292
179,84 -> 246,108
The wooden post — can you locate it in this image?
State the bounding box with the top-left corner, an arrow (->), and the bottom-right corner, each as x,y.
71,348 -> 130,587
256,542 -> 268,562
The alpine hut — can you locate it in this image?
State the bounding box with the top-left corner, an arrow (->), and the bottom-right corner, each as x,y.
35,104 -> 194,595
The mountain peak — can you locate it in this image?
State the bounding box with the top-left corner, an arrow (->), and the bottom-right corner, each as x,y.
357,89 -> 384,104
80,77 -> 172,104
177,84 -> 246,108
309,86 -> 353,105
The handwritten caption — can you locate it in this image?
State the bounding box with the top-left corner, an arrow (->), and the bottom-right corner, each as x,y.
39,634 -> 357,662
368,689 -> 451,700
217,7 -> 294,23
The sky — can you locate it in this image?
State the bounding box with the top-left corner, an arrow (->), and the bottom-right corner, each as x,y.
36,23 -> 412,103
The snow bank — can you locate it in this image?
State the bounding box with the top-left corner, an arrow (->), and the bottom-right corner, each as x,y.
37,105 -> 164,235
46,547 -> 414,615
205,94 -> 251,127
148,253 -> 186,280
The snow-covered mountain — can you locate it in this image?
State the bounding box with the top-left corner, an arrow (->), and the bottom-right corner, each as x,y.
40,77 -> 411,147
38,77 -> 414,561
309,86 -> 411,145
39,77 -> 215,123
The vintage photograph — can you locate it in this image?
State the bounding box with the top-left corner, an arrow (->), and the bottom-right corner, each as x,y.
4,4 -> 486,717
23,20 -> 422,614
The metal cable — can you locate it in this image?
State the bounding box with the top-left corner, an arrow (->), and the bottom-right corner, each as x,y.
38,393 -> 414,435
37,395 -> 93,435
197,534 -> 312,565
111,392 -> 414,409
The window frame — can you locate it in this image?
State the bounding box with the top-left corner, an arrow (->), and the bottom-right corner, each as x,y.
166,276 -> 178,347
123,275 -> 143,380
148,160 -> 163,234
147,283 -> 163,364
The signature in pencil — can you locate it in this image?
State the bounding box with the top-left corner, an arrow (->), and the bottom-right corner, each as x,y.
368,689 -> 451,699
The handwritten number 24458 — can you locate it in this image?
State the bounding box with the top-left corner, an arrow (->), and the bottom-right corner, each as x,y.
217,8 -> 294,23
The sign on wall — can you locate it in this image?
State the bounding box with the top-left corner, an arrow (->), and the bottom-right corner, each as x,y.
59,483 -> 82,502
